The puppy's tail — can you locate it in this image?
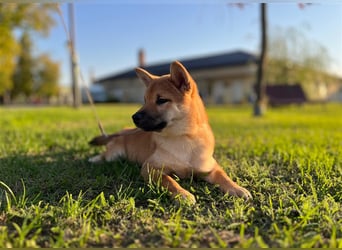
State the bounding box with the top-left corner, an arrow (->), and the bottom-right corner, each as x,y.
89,128 -> 140,146
89,134 -> 115,146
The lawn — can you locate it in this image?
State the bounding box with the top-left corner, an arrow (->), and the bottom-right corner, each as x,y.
0,103 -> 341,247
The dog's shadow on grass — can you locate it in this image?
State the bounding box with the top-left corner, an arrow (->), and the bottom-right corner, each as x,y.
0,148 -> 148,205
0,148 -> 239,208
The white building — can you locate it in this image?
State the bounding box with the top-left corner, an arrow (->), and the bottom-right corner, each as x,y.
95,50 -> 258,104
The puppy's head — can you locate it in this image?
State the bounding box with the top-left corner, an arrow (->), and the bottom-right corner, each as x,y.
132,61 -> 198,134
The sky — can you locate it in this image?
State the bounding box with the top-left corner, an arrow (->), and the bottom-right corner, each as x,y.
32,1 -> 342,87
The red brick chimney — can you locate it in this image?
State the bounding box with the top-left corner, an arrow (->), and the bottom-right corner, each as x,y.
138,48 -> 145,67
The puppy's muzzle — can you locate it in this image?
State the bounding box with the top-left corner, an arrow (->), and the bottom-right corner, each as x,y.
132,111 -> 145,124
132,111 -> 167,132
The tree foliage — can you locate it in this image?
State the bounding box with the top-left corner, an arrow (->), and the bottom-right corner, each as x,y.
11,33 -> 60,101
12,31 -> 34,99
0,3 -> 58,97
0,23 -> 19,95
0,3 -> 57,35
265,26 -> 331,86
35,54 -> 60,99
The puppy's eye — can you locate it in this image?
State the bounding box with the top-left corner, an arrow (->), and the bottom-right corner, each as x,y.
156,97 -> 170,105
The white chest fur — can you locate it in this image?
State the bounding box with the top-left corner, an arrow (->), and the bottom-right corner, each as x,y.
150,133 -> 215,176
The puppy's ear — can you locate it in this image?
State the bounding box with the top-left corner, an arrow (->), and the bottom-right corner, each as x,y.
170,61 -> 191,92
135,67 -> 156,87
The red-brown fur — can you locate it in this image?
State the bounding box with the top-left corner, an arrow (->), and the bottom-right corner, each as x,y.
89,61 -> 251,203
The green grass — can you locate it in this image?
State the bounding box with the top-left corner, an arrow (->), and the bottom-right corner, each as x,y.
0,103 -> 341,247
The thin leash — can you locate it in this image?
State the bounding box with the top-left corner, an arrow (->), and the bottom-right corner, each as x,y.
57,4 -> 107,137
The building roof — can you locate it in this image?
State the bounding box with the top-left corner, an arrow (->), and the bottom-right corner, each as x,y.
96,50 -> 258,83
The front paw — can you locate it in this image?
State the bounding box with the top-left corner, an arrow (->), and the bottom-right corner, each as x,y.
174,190 -> 196,205
228,186 -> 252,200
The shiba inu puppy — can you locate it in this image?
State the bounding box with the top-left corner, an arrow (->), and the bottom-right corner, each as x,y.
89,61 -> 251,203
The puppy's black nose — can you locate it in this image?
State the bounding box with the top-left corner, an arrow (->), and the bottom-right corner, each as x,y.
132,111 -> 145,123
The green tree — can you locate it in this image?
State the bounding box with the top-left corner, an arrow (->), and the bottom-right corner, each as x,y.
0,3 -> 57,100
35,54 -> 60,100
265,26 -> 331,86
0,3 -> 57,36
12,31 -> 34,99
0,22 -> 19,100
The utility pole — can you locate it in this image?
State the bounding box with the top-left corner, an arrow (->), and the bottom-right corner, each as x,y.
68,3 -> 81,108
254,3 -> 267,116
